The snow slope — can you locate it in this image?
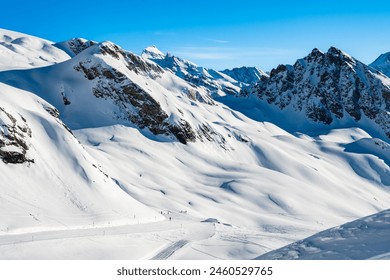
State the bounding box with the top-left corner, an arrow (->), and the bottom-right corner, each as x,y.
71,123 -> 390,259
0,29 -> 70,71
256,209 -> 390,260
0,82 -> 161,235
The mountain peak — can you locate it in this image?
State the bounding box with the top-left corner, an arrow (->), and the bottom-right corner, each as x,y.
327,46 -> 355,63
310,47 -> 324,56
141,45 -> 165,60
370,52 -> 390,77
54,38 -> 96,57
247,47 -> 390,138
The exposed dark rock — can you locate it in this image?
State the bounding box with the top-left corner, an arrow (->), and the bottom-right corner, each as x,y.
74,50 -> 198,144
0,107 -> 34,164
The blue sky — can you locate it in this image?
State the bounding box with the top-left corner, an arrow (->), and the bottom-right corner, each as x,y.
1,0 -> 390,70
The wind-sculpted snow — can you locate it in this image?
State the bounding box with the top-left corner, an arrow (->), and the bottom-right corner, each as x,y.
0,29 -> 70,70
256,209 -> 390,260
0,82 -> 161,234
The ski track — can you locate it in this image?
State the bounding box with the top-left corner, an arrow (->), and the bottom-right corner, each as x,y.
0,221 -> 178,247
150,239 -> 189,260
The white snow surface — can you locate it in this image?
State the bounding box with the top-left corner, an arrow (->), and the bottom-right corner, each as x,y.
256,209 -> 390,260
0,29 -> 70,71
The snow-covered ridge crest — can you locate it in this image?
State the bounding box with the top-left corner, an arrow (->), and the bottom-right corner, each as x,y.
141,46 -> 244,97
0,28 -> 70,71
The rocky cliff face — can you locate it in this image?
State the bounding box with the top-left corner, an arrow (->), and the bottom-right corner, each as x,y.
245,47 -> 390,138
0,107 -> 33,164
73,44 -> 196,143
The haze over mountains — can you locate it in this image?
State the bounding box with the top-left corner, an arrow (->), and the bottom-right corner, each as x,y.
0,28 -> 389,260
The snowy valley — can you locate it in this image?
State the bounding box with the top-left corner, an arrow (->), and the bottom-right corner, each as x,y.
0,28 -> 389,260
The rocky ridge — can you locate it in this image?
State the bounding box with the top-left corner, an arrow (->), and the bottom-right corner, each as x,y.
141,46 -> 241,97
245,47 -> 390,138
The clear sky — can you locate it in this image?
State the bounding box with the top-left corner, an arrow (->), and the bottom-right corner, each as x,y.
1,0 -> 390,70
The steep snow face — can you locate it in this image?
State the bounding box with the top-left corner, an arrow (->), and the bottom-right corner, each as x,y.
245,47 -> 390,139
370,52 -> 390,78
221,66 -> 267,85
0,29 -> 70,71
54,38 -> 97,57
0,82 -> 161,234
141,46 -> 242,96
0,42 -> 230,145
256,209 -> 390,260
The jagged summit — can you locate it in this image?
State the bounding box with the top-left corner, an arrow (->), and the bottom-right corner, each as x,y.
370,52 -> 390,77
245,47 -> 390,139
54,37 -> 97,57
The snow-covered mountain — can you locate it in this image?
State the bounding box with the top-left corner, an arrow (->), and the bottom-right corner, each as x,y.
256,209 -> 390,260
141,46 -> 242,96
0,29 -> 70,71
243,47 -> 390,139
0,41 -> 232,145
370,52 -> 390,78
0,29 -> 390,259
221,66 -> 267,85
